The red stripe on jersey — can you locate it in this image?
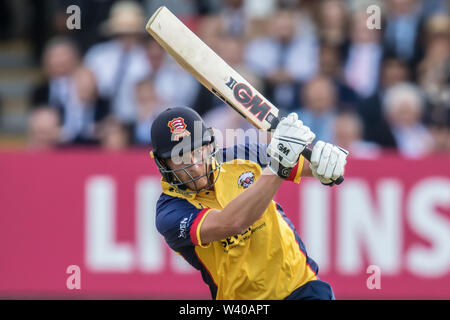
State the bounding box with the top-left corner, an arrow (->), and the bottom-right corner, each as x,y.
286,161 -> 300,181
189,208 -> 209,246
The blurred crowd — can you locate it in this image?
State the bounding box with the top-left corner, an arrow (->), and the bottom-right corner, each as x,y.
19,0 -> 449,157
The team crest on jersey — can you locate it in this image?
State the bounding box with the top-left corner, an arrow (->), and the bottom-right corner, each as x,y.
168,117 -> 191,141
238,171 -> 255,189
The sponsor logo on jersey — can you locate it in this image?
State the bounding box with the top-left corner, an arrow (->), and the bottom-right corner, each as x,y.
178,214 -> 193,239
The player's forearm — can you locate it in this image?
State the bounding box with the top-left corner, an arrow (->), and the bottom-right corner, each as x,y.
222,167 -> 283,233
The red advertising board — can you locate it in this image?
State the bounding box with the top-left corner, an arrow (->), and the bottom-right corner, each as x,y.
0,150 -> 449,299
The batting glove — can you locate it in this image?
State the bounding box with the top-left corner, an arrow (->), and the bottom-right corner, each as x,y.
267,113 -> 316,179
309,141 -> 348,186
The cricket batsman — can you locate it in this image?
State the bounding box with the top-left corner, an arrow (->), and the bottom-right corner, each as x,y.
150,106 -> 348,300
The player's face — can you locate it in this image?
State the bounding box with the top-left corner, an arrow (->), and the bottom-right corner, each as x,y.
165,145 -> 213,192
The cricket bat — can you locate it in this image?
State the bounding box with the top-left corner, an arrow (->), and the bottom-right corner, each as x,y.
146,6 -> 344,184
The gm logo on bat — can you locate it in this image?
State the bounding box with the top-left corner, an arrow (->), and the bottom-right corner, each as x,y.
211,77 -> 275,125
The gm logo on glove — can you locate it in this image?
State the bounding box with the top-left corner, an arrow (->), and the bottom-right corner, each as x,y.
278,143 -> 290,156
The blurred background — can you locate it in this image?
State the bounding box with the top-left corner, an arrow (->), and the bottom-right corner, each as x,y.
0,0 -> 449,299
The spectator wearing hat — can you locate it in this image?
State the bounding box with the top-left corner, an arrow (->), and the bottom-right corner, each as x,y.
84,1 -> 150,125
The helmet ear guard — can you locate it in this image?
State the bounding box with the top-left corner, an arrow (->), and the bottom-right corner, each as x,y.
153,155 -> 180,187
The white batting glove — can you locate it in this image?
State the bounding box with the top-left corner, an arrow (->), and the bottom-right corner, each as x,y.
267,113 -> 316,178
309,141 -> 348,186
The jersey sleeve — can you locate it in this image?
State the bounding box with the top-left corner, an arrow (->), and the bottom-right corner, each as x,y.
220,142 -> 305,183
155,193 -> 213,250
285,155 -> 305,184
220,142 -> 271,168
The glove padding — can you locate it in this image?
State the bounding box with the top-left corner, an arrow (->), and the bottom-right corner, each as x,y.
267,113 -> 315,178
309,141 -> 348,186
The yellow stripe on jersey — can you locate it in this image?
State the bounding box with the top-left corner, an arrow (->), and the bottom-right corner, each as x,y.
293,155 -> 305,184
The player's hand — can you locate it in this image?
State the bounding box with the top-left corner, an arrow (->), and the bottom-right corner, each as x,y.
267,113 -> 315,179
309,141 -> 348,186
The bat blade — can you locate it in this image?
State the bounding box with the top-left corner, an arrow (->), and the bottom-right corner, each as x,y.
145,6 -> 344,185
146,6 -> 280,131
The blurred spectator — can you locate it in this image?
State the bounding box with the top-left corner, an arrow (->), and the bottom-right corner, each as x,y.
203,106 -> 254,148
344,11 -> 383,99
421,0 -> 449,17
382,83 -> 434,157
383,0 -> 425,71
27,106 -> 62,149
333,111 -> 381,159
417,14 -> 450,126
3,0 -> 447,157
220,0 -> 247,37
216,34 -> 262,89
318,44 -> 359,110
84,1 -> 150,124
195,14 -> 225,51
359,57 -> 411,146
70,67 -> 110,145
144,0 -> 221,17
133,77 -> 165,145
32,37 -> 81,142
32,37 -> 108,145
203,34 -> 261,135
98,116 -> 131,150
315,0 -> 349,54
144,38 -> 199,110
429,125 -> 450,153
245,8 -> 319,112
144,0 -> 198,16
297,75 -> 338,142
243,0 -> 277,20
32,37 -> 80,106
188,16 -> 227,116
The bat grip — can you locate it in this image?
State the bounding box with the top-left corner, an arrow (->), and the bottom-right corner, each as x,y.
301,145 -> 345,186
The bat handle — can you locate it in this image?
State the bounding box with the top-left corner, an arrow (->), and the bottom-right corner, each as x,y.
301,145 -> 345,186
